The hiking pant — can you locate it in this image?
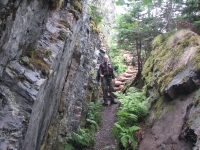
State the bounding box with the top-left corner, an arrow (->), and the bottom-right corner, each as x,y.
101,77 -> 115,102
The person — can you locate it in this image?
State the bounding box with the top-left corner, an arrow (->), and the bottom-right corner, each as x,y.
99,55 -> 117,105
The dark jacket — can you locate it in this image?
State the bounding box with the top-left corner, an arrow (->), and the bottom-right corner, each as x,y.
99,62 -> 115,79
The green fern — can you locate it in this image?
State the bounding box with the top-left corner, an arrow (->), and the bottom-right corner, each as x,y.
112,86 -> 148,149
69,127 -> 96,148
112,123 -> 140,148
67,100 -> 103,149
85,100 -> 103,134
64,143 -> 75,150
121,135 -> 129,148
86,118 -> 99,131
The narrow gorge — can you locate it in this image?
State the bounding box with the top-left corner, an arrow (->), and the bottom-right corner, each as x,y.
1,0 -> 200,150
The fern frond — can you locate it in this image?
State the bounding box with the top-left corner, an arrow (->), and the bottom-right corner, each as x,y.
129,125 -> 140,132
121,135 -> 129,148
114,122 -> 125,132
127,114 -> 138,122
64,143 -> 75,150
86,118 -> 98,130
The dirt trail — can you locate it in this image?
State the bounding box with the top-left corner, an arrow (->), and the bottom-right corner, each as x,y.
93,69 -> 138,150
93,53 -> 138,150
93,102 -> 118,150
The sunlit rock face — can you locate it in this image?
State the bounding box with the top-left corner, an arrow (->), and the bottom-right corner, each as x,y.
0,0 -> 104,149
139,30 -> 200,150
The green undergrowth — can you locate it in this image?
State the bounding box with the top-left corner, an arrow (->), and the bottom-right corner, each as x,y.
142,30 -> 200,94
88,5 -> 102,33
109,44 -> 127,76
64,99 -> 103,149
194,89 -> 200,106
112,87 -> 148,149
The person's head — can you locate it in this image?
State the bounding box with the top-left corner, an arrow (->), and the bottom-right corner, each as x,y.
103,55 -> 109,62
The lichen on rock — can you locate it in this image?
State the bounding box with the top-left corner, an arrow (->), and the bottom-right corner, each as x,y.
142,30 -> 200,99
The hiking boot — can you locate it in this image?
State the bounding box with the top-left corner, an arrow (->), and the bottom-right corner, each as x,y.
111,99 -> 118,104
103,100 -> 109,105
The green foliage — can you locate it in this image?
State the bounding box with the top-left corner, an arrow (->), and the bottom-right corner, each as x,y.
22,47 -> 50,73
108,43 -> 127,76
113,1 -> 159,70
66,100 -> 102,149
71,0 -> 82,12
58,30 -> 66,41
115,0 -> 126,5
86,100 -> 103,131
181,0 -> 200,34
102,145 -> 116,150
112,87 -> 148,149
194,89 -> 200,106
64,143 -> 75,150
89,4 -> 102,33
115,87 -> 148,123
112,123 -> 139,148
69,127 -> 95,148
59,20 -> 71,30
143,30 -> 200,94
88,5 -> 103,25
45,50 -> 52,58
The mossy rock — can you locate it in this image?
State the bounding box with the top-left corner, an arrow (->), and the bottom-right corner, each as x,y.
59,20 -> 71,30
23,47 -> 50,73
142,30 -> 200,96
71,0 -> 82,13
69,8 -> 80,20
49,0 -> 63,10
58,30 -> 66,41
90,20 -> 100,33
153,97 -> 164,120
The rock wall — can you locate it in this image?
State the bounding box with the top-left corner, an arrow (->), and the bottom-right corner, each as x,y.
0,0 -> 104,149
139,30 -> 200,150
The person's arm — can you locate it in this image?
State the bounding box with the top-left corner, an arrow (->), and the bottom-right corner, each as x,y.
111,68 -> 116,84
99,64 -> 104,78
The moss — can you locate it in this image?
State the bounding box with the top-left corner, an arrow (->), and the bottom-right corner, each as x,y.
152,34 -> 164,49
153,97 -> 164,120
194,89 -> 200,106
19,57 -> 30,67
41,125 -> 65,150
71,0 -> 82,12
193,46 -> 200,72
58,30 -> 66,41
24,48 -> 50,72
50,37 -> 56,43
15,75 -> 26,82
69,8 -> 80,20
187,119 -> 193,125
49,0 -> 63,11
59,20 -> 71,30
166,101 -> 176,113
90,20 -> 100,33
142,30 -> 196,94
75,41 -> 79,47
69,8 -> 76,14
45,50 -> 52,58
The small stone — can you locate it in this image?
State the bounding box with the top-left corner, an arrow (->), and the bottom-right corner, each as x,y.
22,56 -> 29,63
24,70 -> 38,83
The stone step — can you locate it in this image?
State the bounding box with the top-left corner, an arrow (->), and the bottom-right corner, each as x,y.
114,66 -> 138,92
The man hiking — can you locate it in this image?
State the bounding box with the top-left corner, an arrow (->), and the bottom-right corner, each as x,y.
99,55 -> 117,105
